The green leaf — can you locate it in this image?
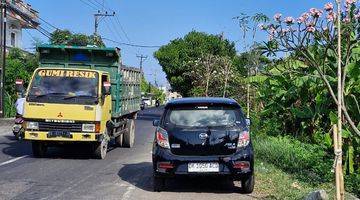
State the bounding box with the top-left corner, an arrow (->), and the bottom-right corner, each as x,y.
329,111 -> 337,125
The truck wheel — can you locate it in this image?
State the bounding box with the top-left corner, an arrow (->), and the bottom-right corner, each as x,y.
123,119 -> 135,148
94,138 -> 108,159
115,133 -> 123,147
240,174 -> 255,194
32,141 -> 47,158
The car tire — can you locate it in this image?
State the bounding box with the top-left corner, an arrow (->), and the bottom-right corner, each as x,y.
153,176 -> 165,192
123,119 -> 135,148
32,141 -> 47,158
94,139 -> 108,159
240,174 -> 255,194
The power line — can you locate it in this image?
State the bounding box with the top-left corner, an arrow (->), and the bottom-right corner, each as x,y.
79,0 -> 98,10
102,38 -> 161,48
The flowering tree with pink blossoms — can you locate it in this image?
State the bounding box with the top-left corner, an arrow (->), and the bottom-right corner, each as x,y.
261,1 -> 360,137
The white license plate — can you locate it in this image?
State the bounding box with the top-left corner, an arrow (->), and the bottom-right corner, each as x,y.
188,162 -> 219,173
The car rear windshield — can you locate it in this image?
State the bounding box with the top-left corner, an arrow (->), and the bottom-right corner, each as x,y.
166,105 -> 240,127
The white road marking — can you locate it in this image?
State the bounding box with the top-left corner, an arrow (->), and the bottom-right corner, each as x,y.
0,155 -> 28,167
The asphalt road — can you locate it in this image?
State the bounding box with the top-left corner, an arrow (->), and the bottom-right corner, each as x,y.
0,107 -> 255,200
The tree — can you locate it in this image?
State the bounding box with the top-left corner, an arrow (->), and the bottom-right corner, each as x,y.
50,29 -> 105,47
154,31 -> 237,97
4,48 -> 38,117
261,2 -> 360,137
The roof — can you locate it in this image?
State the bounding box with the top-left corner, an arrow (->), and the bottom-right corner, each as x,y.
165,97 -> 240,108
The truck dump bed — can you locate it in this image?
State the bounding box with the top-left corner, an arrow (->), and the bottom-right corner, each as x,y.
36,44 -> 141,118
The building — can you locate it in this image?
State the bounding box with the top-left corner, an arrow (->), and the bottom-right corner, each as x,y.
5,0 -> 39,49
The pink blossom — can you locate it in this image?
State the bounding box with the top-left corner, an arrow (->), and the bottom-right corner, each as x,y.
326,12 -> 336,22
301,12 -> 310,19
346,0 -> 356,5
343,17 -> 351,23
297,17 -> 306,23
307,26 -> 316,33
274,13 -> 282,22
309,8 -> 323,18
282,28 -> 290,34
258,23 -> 266,30
284,16 -> 294,25
324,3 -> 333,11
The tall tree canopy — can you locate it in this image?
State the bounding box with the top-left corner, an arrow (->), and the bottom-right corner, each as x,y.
50,29 -> 105,47
154,31 -> 237,97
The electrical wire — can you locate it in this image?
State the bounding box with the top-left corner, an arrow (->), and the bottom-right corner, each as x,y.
102,37 -> 161,48
79,0 -> 98,10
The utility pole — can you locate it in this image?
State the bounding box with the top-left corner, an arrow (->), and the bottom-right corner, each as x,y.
94,10 -> 115,42
136,54 -> 147,73
0,0 -> 6,118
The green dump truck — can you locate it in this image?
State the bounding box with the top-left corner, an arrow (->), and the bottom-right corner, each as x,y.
20,45 -> 141,159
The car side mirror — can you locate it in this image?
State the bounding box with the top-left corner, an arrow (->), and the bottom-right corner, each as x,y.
15,79 -> 25,94
102,81 -> 111,95
153,119 -> 160,127
245,118 -> 251,126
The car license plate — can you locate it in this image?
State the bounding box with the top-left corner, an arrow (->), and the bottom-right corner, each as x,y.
188,162 -> 219,172
47,130 -> 72,138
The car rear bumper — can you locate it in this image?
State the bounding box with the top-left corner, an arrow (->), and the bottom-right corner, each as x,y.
152,145 -> 254,179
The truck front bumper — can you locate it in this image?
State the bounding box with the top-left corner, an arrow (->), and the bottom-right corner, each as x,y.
24,131 -> 98,142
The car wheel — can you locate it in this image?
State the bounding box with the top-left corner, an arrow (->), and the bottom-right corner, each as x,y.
240,174 -> 255,194
32,141 -> 47,158
153,175 -> 165,192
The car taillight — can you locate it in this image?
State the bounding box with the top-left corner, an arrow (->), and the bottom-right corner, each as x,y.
156,127 -> 170,149
237,131 -> 250,148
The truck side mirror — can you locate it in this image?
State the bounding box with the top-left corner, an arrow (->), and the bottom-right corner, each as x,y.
15,79 -> 24,94
153,120 -> 160,127
102,81 -> 111,95
245,118 -> 251,127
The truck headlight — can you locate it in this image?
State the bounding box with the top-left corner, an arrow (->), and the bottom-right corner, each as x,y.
82,124 -> 96,132
27,122 -> 39,130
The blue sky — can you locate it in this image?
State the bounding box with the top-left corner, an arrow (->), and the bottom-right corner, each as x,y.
24,0 -> 330,87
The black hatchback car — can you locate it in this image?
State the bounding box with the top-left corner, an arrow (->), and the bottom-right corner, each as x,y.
152,97 -> 254,193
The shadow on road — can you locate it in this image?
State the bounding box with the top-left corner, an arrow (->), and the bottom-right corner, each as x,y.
1,134 -> 118,160
118,162 -> 243,194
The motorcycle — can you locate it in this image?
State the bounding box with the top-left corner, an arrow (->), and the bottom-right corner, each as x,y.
13,116 -> 24,140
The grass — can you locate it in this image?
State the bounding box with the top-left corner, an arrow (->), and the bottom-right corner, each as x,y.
253,160 -> 333,199
253,160 -> 359,200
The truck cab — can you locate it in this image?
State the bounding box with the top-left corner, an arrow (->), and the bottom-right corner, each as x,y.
19,45 -> 141,159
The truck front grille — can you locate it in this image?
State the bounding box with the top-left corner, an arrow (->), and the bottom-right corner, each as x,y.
38,122 -> 82,132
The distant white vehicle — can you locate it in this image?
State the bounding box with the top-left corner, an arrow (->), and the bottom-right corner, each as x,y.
142,98 -> 151,106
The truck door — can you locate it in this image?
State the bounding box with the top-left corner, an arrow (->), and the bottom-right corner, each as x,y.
100,74 -> 112,133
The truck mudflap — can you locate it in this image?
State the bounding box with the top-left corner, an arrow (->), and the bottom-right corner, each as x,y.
24,131 -> 97,142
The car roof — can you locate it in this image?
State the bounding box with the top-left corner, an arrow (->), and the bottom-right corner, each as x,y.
165,97 -> 240,108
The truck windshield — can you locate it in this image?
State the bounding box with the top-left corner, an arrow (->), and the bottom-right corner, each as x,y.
27,69 -> 99,105
166,105 -> 241,128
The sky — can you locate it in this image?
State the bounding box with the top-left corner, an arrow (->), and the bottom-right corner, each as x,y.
23,0 -> 331,88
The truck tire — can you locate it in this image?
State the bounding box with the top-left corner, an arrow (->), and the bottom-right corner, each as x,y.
32,141 -> 47,158
123,119 -> 135,148
240,174 -> 255,194
115,133 -> 123,147
94,138 -> 108,159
